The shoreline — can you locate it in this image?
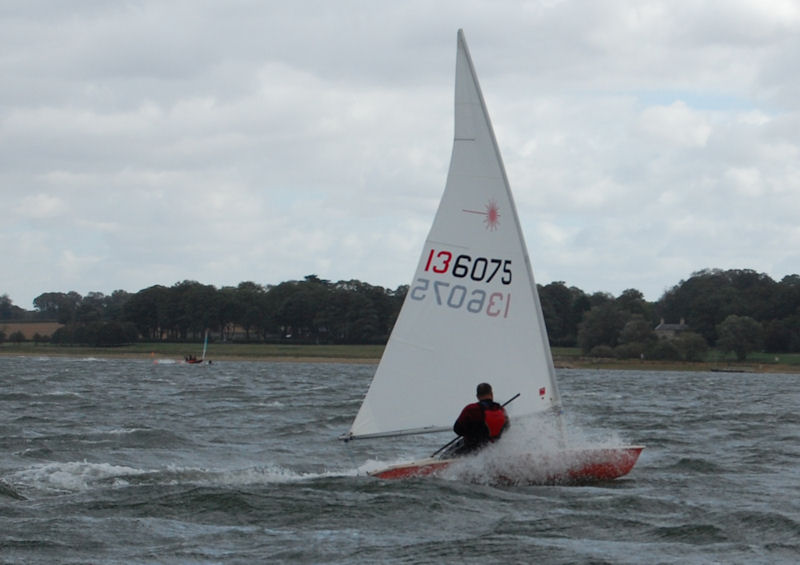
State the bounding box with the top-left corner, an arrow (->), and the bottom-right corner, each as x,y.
2,346 -> 798,373
0,350 -> 380,365
553,358 -> 800,374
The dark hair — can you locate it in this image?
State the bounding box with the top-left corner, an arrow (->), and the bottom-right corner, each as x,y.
476,382 -> 493,397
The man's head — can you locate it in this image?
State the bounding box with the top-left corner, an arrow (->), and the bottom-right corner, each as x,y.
476,382 -> 493,400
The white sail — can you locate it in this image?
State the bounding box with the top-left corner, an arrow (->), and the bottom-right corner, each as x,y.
201,329 -> 208,360
347,29 -> 561,440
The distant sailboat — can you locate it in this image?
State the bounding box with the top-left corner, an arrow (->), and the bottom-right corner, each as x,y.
185,329 -> 209,364
342,30 -> 642,484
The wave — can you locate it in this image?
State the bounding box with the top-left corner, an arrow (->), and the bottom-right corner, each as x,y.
666,456 -> 725,474
9,461 -> 150,494
259,400 -> 285,408
5,460 -> 363,497
0,477 -> 27,500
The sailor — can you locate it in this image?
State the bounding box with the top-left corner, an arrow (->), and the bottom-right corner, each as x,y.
451,382 -> 509,455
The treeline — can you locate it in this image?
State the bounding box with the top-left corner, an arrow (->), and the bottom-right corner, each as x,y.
1,275 -> 405,346
539,268 -> 800,361
2,269 -> 799,360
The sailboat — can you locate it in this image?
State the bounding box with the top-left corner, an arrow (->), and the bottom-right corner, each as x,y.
185,329 -> 209,364
342,30 -> 642,484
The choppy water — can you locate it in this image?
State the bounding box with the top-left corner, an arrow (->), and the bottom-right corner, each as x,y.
1,356 -> 799,564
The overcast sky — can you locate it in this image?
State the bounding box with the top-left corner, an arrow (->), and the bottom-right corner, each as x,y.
3,1 -> 799,309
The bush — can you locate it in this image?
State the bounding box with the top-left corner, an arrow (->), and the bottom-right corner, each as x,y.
9,330 -> 25,344
589,345 -> 615,358
32,333 -> 49,344
51,326 -> 75,344
614,342 -> 647,359
672,332 -> 709,361
649,340 -> 681,361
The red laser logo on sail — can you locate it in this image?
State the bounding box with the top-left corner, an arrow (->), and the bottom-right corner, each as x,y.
463,199 -> 500,231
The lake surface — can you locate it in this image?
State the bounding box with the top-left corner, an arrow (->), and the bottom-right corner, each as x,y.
1,356 -> 798,564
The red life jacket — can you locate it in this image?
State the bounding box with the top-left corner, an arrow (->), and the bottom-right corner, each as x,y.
483,406 -> 507,439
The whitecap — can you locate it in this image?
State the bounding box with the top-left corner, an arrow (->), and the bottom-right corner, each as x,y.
10,461 -> 151,493
154,358 -> 178,365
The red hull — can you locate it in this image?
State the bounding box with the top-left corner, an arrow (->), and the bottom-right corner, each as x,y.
370,446 -> 643,485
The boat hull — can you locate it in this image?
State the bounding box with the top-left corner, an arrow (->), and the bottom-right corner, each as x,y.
370,446 -> 644,485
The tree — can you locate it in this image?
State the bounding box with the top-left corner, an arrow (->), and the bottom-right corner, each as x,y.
33,291 -> 82,324
618,314 -> 657,345
274,282 -> 326,339
716,315 -> 764,361
0,294 -> 13,320
614,314 -> 657,359
577,302 -> 628,354
76,291 -> 105,323
0,294 -> 29,320
233,281 -> 267,340
648,339 -> 681,361
103,290 -> 131,321
672,331 -> 709,361
576,288 -> 655,354
616,288 -> 651,319
123,285 -> 170,340
656,269 -> 781,346
539,282 -> 590,347
764,319 -> 792,352
178,281 -> 219,338
94,321 -> 139,346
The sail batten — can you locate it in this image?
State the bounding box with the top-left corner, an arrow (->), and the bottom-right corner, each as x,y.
347,29 -> 561,441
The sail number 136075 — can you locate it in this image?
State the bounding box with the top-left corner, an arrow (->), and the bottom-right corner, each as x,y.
410,278 -> 511,318
424,249 -> 512,285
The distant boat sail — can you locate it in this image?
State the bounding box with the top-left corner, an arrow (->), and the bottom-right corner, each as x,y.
344,30 -> 642,484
